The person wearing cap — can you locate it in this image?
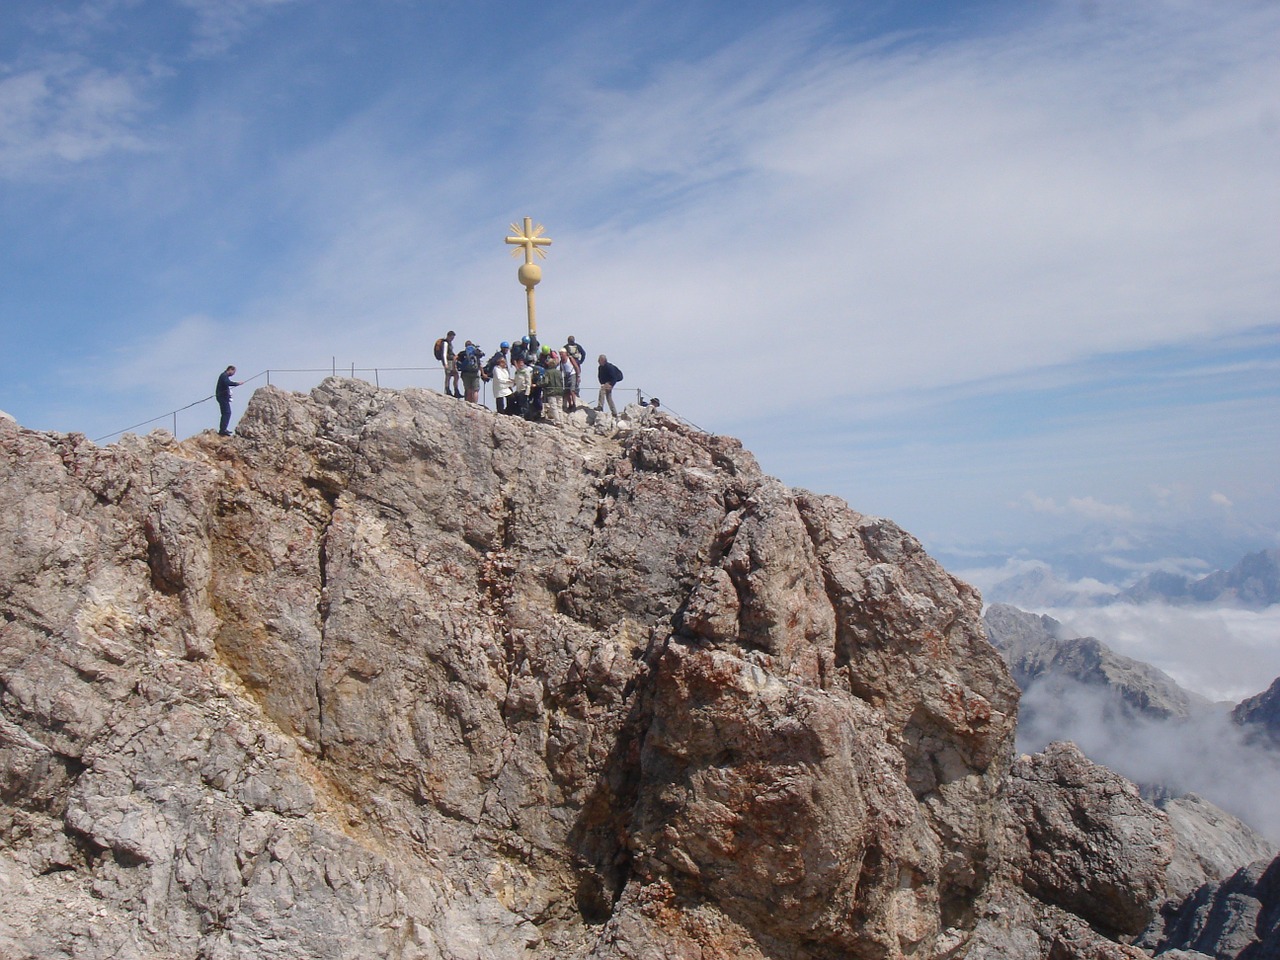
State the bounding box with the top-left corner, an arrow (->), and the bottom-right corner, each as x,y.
483,341 -> 511,385
511,336 -> 530,365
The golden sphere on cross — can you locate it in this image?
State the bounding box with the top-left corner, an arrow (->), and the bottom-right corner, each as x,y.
518,261 -> 542,287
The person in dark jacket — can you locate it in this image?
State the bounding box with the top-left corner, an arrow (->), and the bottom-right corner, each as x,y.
563,335 -> 586,366
596,355 -> 622,416
216,365 -> 241,436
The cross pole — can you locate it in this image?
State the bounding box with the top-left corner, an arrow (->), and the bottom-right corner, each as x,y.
505,217 -> 553,338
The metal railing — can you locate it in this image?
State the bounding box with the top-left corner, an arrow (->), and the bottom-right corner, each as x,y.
92,362 -> 700,443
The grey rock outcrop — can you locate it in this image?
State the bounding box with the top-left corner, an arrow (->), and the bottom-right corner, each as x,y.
1234,678 -> 1280,746
984,604 -> 1279,863
963,742 -> 1172,960
0,380 -> 1020,958
1002,742 -> 1173,936
0,379 -> 1195,959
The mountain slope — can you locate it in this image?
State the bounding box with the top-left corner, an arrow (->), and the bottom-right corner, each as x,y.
0,381 -> 1207,959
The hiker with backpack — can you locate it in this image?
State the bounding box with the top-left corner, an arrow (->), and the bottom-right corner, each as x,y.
457,342 -> 486,403
596,354 -> 623,417
434,331 -> 459,398
563,335 -> 585,366
511,336 -> 530,365
489,341 -> 512,376
526,360 -> 544,421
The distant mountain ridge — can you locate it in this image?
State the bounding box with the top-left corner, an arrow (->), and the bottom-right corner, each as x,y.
984,549 -> 1280,609
1120,549 -> 1280,607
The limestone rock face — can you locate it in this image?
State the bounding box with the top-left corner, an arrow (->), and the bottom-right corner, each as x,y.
0,379 -> 1179,959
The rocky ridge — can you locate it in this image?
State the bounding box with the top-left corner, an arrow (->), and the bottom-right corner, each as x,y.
983,603 -> 1209,723
0,380 -> 1258,959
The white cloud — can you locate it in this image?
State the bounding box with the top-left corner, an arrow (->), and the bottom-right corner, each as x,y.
1211,491 -> 1235,509
0,58 -> 150,176
1018,492 -> 1065,515
472,0 -> 1280,441
1101,555 -> 1212,578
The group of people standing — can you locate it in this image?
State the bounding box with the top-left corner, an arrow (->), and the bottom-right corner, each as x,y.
211,335 -> 627,436
434,330 -> 624,423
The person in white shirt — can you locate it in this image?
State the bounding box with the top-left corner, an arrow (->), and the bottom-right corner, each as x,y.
491,356 -> 514,414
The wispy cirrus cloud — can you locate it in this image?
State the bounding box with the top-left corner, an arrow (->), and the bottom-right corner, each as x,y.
0,57 -> 150,176
176,0 -> 305,57
1018,493 -> 1135,523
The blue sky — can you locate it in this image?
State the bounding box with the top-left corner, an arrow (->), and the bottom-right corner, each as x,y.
2,0 -> 1278,565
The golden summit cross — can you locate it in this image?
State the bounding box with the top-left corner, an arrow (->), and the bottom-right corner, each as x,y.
505,217 -> 553,338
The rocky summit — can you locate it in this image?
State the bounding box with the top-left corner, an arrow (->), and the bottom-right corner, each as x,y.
0,379 -> 1266,959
